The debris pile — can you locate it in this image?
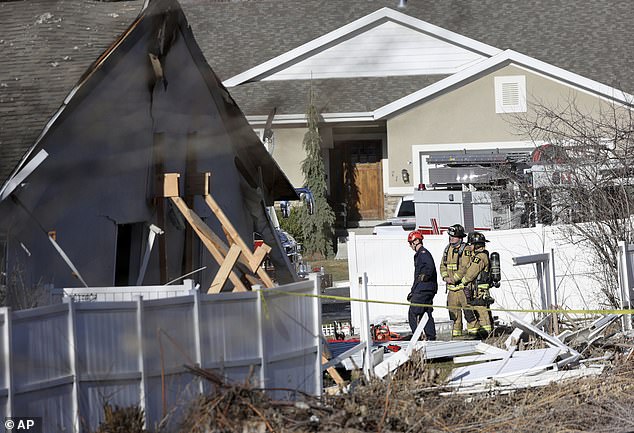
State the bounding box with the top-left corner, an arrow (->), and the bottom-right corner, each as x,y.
174,314 -> 634,433
176,352 -> 634,432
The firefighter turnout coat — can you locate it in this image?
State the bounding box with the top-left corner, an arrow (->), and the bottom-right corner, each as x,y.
441,243 -> 479,336
461,247 -> 493,332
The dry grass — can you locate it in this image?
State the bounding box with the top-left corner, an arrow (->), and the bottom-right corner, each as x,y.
175,348 -> 634,433
306,258 -> 349,282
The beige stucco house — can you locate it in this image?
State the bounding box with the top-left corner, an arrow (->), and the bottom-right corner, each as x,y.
3,0 -> 633,228
208,4 -> 634,225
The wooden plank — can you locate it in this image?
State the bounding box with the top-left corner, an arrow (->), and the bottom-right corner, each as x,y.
189,220 -> 248,292
172,196 -> 255,279
208,244 -> 242,294
222,226 -> 234,246
250,243 -> 271,272
204,194 -> 245,250
203,194 -> 275,288
321,354 -> 345,385
169,197 -> 248,292
157,173 -> 180,198
171,197 -> 232,256
244,274 -> 262,287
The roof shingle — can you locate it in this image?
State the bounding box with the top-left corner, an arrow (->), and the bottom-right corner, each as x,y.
0,0 -> 141,184
3,0 -> 634,184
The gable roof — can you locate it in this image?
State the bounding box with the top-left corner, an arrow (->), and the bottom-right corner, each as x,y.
186,0 -> 634,92
374,49 -> 634,120
222,7 -> 500,86
179,0 -> 634,118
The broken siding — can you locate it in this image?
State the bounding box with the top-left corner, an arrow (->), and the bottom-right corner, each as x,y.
0,0 -> 298,291
2,13 -> 158,288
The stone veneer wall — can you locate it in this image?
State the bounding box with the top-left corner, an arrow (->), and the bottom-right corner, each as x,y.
383,195 -> 402,220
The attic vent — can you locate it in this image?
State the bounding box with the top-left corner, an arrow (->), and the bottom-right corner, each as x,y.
494,75 -> 526,113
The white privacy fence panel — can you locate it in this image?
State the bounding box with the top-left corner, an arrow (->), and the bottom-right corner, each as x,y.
50,279 -> 197,303
348,232 -> 449,326
0,279 -> 320,432
618,242 -> 634,331
260,282 -> 322,398
349,225 -> 610,328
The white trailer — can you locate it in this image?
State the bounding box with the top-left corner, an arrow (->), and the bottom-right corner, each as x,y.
413,189 -> 494,234
413,188 -> 524,234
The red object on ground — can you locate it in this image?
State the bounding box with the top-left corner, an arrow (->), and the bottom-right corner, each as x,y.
371,323 -> 402,342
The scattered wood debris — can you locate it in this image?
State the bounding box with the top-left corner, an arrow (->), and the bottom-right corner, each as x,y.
167,315 -> 634,433
173,350 -> 634,433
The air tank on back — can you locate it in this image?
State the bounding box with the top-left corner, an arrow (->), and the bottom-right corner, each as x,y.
490,252 -> 501,287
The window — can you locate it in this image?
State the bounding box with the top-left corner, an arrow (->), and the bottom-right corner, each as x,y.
397,199 -> 415,217
495,75 -> 526,113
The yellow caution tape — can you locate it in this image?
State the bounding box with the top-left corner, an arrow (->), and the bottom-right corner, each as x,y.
258,289 -> 270,320
267,289 -> 634,316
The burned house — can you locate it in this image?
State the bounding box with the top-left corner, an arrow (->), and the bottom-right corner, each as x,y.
0,0 -> 298,298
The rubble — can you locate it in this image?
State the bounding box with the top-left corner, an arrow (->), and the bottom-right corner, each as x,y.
166,313 -> 634,432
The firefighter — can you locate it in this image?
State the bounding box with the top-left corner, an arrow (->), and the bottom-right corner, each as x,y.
440,224 -> 480,337
406,230 -> 438,340
458,231 -> 494,337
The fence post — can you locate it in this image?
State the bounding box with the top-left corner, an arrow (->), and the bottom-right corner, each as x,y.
192,291 -> 204,394
618,241 -> 633,331
68,298 -> 79,433
348,232 -> 359,328
512,253 -> 551,328
135,296 -> 148,429
548,249 -> 559,334
254,285 -> 267,390
359,273 -> 372,380
308,275 -> 323,396
1,308 -> 12,419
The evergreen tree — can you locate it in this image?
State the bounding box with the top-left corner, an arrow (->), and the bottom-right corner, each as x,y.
300,89 -> 335,258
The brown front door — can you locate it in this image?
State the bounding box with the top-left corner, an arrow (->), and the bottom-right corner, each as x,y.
350,162 -> 383,220
331,140 -> 384,223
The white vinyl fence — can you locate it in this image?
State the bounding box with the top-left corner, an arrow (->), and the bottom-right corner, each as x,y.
349,225 -> 634,328
50,279 -> 197,303
618,241 -> 634,331
0,279 -> 321,432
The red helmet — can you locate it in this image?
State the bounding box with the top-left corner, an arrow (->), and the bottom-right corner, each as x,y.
407,230 -> 424,243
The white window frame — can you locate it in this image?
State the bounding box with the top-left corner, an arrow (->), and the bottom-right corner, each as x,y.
494,75 -> 527,113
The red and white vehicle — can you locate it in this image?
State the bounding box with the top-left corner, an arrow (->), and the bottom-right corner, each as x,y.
374,151 -> 531,235
413,188 -> 496,235
372,195 -> 415,234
